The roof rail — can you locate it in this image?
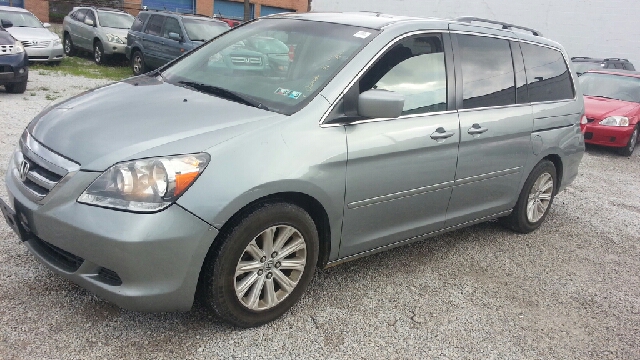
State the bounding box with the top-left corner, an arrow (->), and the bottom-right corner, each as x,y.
96,7 -> 126,13
603,58 -> 629,62
455,16 -> 543,37
571,56 -> 592,60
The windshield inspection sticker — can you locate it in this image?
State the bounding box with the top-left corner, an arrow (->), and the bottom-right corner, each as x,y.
353,31 -> 371,39
275,88 -> 291,96
288,91 -> 302,99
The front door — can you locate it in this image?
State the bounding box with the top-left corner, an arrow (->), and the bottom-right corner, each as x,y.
338,33 -> 461,258
158,17 -> 184,65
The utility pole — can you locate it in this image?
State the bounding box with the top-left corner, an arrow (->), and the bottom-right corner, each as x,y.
243,0 -> 251,21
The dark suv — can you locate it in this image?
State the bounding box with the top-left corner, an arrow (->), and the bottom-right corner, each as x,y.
126,10 -> 229,75
571,57 -> 635,76
0,19 -> 28,94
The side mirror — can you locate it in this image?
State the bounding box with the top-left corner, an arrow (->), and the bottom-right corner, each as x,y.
1,19 -> 13,29
43,22 -> 51,28
358,89 -> 405,119
168,32 -> 182,42
84,18 -> 94,26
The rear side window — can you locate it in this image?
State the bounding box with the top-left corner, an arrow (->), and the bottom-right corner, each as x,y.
131,12 -> 149,32
521,43 -> 574,102
144,15 -> 165,36
458,34 -> 515,109
624,63 -> 635,71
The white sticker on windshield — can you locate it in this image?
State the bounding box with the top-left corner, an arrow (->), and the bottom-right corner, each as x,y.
353,31 -> 371,39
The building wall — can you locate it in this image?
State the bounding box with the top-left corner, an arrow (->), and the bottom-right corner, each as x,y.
198,0 -> 308,17
311,0 -> 640,66
24,0 -> 48,22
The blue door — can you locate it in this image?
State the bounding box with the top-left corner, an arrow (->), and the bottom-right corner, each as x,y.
0,0 -> 24,8
143,0 -> 194,13
214,0 -> 253,20
260,5 -> 293,16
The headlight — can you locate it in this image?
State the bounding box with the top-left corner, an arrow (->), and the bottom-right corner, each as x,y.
106,34 -> 124,44
78,153 -> 210,212
52,38 -> 61,46
599,116 -> 629,126
11,42 -> 25,54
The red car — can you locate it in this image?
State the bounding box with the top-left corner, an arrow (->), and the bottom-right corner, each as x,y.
579,70 -> 640,156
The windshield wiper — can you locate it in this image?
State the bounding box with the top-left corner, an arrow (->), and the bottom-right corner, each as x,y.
178,81 -> 268,110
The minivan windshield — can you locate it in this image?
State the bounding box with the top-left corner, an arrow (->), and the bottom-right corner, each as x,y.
579,72 -> 640,103
162,18 -> 379,115
0,10 -> 42,28
97,11 -> 134,29
183,18 -> 229,41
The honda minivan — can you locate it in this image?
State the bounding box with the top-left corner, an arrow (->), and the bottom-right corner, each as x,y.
1,13 -> 584,327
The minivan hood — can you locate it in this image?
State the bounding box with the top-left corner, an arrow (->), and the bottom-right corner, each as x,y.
29,77 -> 282,171
6,27 -> 58,41
584,96 -> 640,119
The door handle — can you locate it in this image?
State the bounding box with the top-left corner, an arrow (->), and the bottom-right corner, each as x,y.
468,124 -> 488,135
430,127 -> 455,140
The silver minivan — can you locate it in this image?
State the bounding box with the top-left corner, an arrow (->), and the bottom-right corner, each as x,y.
1,13 -> 584,327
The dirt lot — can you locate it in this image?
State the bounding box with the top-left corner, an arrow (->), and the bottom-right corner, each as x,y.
0,71 -> 639,359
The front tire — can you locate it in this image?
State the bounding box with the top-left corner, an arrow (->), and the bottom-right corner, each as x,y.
93,41 -> 105,65
500,160 -> 557,233
131,50 -> 147,76
618,125 -> 638,156
5,81 -> 27,94
201,202 -> 319,328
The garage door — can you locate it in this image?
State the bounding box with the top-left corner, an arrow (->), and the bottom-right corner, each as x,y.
0,1 -> 24,8
260,5 -> 294,16
143,0 -> 194,13
214,0 -> 253,20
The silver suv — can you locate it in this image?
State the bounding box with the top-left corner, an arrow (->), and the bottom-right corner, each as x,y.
62,7 -> 134,64
1,13 -> 584,327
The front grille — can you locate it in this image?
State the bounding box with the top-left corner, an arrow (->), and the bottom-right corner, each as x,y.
0,65 -> 12,73
0,44 -> 14,55
22,40 -> 51,48
28,236 -> 84,272
97,268 -> 122,286
584,132 -> 593,140
13,132 -> 79,203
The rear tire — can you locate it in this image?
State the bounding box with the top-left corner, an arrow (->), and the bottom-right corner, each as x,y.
200,202 -> 319,328
131,50 -> 147,76
5,81 -> 27,94
500,160 -> 557,233
618,125 -> 638,156
63,34 -> 75,56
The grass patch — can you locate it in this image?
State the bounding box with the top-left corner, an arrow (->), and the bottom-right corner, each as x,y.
30,56 -> 132,81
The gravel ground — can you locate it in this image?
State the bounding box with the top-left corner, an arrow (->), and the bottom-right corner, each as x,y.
1,71 -> 639,359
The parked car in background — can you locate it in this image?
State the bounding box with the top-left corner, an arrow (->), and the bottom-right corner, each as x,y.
207,35 -> 290,76
0,6 -> 63,65
579,69 -> 640,156
0,19 -> 28,93
1,13 -> 584,328
126,10 -> 229,75
63,7 -> 134,65
572,57 -> 635,76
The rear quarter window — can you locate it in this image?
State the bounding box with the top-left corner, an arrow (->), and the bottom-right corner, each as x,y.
521,43 -> 574,102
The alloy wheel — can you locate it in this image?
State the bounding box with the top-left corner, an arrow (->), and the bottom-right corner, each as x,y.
526,172 -> 554,223
234,225 -> 307,311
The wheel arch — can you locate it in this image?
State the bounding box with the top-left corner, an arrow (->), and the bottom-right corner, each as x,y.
542,153 -> 563,193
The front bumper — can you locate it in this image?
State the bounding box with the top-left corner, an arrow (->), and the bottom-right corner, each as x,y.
581,123 -> 635,147
3,144 -> 217,312
0,53 -> 28,85
104,42 -> 127,56
24,44 -> 64,62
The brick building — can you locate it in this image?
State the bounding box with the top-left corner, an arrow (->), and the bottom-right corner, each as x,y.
2,0 -> 308,24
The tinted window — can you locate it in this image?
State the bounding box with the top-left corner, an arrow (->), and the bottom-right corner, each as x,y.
360,35 -> 447,114
162,17 -> 181,39
614,62 -> 624,69
521,43 -> 574,102
131,13 -> 149,32
144,15 -> 164,36
85,10 -> 96,24
458,35 -> 515,109
624,63 -> 635,71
